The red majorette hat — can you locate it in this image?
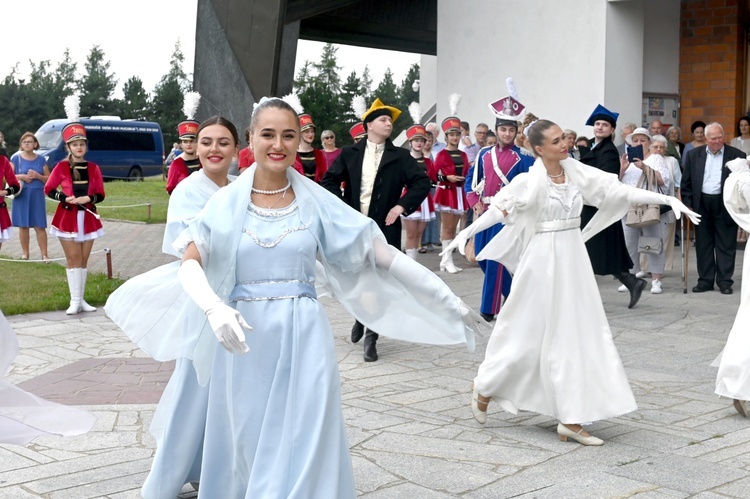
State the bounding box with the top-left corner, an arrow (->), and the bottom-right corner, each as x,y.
441,117 -> 461,134
179,91 -> 201,139
62,122 -> 87,143
406,124 -> 427,141
349,122 -> 366,140
178,120 -> 199,139
299,114 -> 315,131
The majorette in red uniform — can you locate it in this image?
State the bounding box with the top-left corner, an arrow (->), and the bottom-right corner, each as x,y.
433,116 -> 470,214
349,122 -> 366,143
402,125 -> 437,222
0,156 -> 21,243
293,114 -> 328,182
166,92 -> 202,194
44,110 -> 106,315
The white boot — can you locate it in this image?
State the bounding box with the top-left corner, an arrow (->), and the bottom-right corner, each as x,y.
79,268 -> 97,312
405,248 -> 419,261
439,240 -> 462,273
66,268 -> 81,315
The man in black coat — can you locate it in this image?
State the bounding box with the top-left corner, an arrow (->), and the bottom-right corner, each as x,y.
681,122 -> 746,294
580,105 -> 646,308
321,98 -> 431,362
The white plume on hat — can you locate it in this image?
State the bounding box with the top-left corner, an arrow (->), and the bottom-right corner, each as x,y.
449,93 -> 461,117
281,93 -> 304,115
182,91 -> 201,120
351,95 -> 367,120
64,94 -> 80,122
506,77 -> 519,101
408,102 -> 422,125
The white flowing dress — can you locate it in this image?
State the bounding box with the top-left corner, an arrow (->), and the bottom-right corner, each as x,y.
474,171 -> 638,424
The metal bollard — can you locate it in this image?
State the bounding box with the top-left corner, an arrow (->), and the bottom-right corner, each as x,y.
105,248 -> 113,279
147,203 -> 152,222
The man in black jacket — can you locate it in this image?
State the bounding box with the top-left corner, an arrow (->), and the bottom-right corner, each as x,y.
682,122 -> 746,294
580,104 -> 646,308
321,98 -> 431,361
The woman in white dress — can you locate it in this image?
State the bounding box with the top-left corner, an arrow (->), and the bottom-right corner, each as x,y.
443,120 -> 699,445
715,158 -> 750,416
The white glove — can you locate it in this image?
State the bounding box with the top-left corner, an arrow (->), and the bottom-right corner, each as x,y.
440,205 -> 505,257
178,259 -> 251,354
665,196 -> 701,225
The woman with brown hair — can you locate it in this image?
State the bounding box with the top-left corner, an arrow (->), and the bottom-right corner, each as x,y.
10,132 -> 50,260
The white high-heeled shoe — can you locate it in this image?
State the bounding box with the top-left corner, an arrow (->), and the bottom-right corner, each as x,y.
734,399 -> 747,417
557,423 -> 603,446
440,240 -> 462,273
470,383 -> 490,424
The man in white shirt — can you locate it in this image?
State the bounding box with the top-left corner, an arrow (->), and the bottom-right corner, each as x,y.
681,122 -> 746,294
426,122 -> 446,158
322,98 -> 431,362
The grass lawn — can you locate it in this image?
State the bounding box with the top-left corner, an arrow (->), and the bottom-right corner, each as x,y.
9,175 -> 169,224
0,259 -> 124,315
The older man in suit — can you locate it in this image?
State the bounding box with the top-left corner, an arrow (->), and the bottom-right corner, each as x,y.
681,122 -> 746,294
321,98 -> 431,361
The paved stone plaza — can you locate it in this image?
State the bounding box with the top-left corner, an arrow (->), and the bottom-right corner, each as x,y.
1,219 -> 749,498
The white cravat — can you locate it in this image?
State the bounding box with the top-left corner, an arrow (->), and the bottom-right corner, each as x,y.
360,140 -> 385,215
702,146 -> 724,195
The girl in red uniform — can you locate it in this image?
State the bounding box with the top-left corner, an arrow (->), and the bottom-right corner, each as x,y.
433,112 -> 469,273
45,120 -> 105,315
0,156 -> 21,250
166,92 -> 202,194
401,113 -> 436,262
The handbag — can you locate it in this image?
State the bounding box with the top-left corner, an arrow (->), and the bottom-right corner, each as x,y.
638,236 -> 663,255
626,166 -> 662,228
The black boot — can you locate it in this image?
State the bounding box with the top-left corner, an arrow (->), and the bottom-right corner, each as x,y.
351,320 -> 365,343
617,272 -> 647,309
480,312 -> 495,322
364,330 -> 379,362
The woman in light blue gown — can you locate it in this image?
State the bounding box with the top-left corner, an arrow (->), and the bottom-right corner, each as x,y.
141,116 -> 238,498
107,97 -> 480,498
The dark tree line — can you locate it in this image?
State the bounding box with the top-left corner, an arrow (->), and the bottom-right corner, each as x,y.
0,42 -> 191,153
294,44 -> 420,147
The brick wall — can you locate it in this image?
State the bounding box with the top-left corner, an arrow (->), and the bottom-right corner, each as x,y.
679,0 -> 746,139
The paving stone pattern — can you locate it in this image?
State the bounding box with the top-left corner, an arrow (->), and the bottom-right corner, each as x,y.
1,220 -> 749,498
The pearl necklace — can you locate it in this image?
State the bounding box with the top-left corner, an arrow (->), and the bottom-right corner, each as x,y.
251,182 -> 291,195
547,169 -> 565,178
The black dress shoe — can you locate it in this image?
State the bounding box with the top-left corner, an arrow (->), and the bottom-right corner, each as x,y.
692,284 -> 714,293
480,312 -> 495,322
363,331 -> 379,362
721,287 -> 733,295
351,321 -> 365,343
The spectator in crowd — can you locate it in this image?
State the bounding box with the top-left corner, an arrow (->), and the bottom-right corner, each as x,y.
665,125 -> 684,161
420,130 -> 441,252
10,132 -> 49,261
649,119 -> 664,137
682,120 -> 707,166
484,130 -> 497,147
682,122 -> 746,294
320,129 -> 342,168
650,134 -> 681,271
617,122 -> 637,156
460,123 -> 489,165
576,136 -> 591,150
425,122 -> 446,158
730,116 -> 750,156
294,114 -> 327,183
166,142 -> 182,165
563,129 -> 579,159
620,128 -> 671,294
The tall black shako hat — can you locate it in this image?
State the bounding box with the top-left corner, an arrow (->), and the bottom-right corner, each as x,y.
585,104 -> 619,127
362,98 -> 402,125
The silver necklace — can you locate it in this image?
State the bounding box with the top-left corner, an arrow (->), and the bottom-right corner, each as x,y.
251,182 -> 291,195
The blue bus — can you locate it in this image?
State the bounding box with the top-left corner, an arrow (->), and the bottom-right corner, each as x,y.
35,118 -> 165,179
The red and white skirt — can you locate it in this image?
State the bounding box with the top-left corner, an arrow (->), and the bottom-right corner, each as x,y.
50,205 -> 104,242
403,194 -> 436,222
0,204 -> 12,241
434,183 -> 468,214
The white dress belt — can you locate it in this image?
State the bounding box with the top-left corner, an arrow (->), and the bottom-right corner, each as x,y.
535,217 -> 581,233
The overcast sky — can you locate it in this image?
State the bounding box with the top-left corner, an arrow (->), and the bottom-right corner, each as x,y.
1,1 -> 419,99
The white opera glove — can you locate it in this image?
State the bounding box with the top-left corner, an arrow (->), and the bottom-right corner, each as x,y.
178,259 -> 251,354
440,205 -> 505,256
665,196 -> 701,225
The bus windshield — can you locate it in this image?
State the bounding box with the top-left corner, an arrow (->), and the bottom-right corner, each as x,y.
36,130 -> 62,150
